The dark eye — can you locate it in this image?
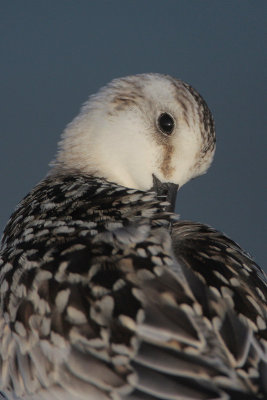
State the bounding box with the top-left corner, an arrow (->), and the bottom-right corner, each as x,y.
157,113 -> 175,135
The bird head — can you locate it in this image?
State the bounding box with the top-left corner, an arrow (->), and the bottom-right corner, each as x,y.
52,74 -> 216,210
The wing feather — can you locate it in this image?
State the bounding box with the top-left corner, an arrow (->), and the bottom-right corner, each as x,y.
1,178 -> 266,399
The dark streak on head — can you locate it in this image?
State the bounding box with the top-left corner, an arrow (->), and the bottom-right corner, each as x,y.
179,99 -> 190,128
160,143 -> 175,178
168,76 -> 216,159
182,82 -> 216,157
112,94 -> 143,111
108,77 -> 146,114
169,78 -> 195,128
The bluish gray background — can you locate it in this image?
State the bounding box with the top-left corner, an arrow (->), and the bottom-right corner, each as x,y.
1,1 -> 266,270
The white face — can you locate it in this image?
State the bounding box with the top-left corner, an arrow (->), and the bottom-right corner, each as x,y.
52,74 -> 216,191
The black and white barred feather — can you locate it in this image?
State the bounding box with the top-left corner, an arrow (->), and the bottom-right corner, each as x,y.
0,174 -> 266,400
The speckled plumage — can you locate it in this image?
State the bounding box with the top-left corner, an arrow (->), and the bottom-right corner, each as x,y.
0,74 -> 266,400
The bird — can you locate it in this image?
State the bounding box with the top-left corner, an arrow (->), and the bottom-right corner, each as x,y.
0,73 -> 266,400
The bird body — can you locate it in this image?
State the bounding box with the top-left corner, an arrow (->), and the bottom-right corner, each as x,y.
0,74 -> 266,399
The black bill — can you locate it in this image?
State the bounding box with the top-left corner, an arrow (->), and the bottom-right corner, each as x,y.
152,174 -> 178,212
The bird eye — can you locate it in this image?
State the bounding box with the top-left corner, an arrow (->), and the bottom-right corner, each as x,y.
157,113 -> 175,135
